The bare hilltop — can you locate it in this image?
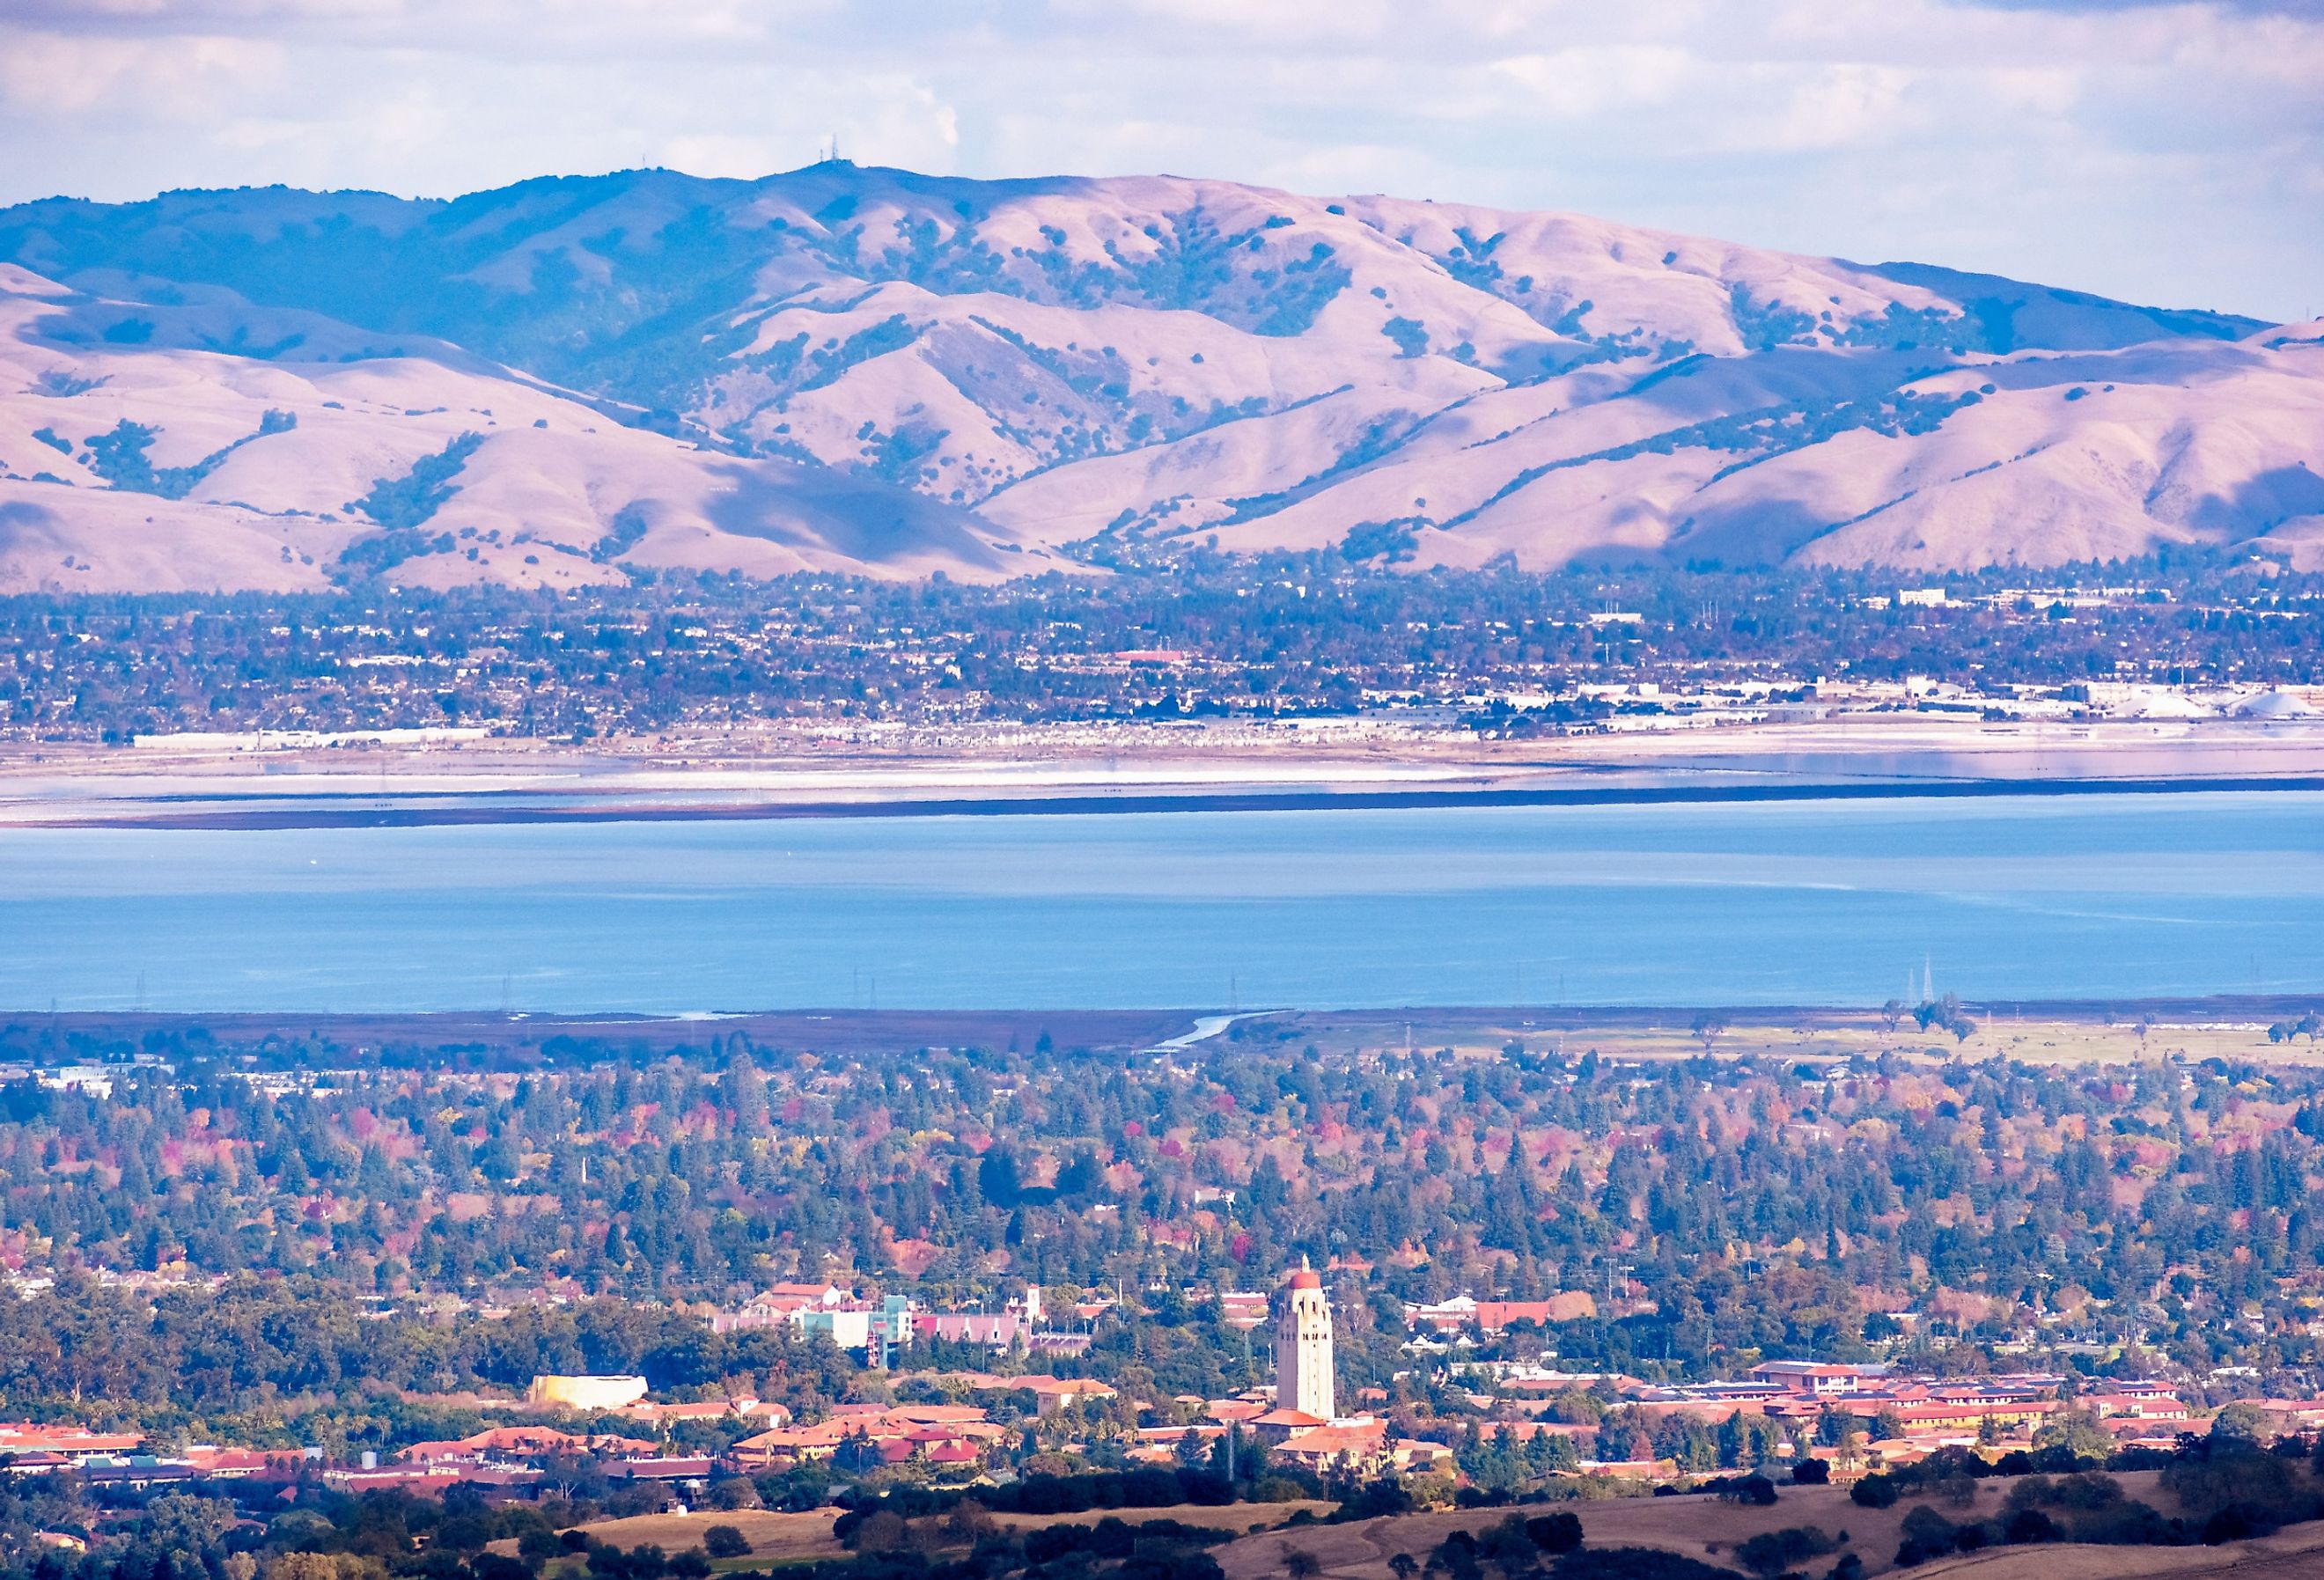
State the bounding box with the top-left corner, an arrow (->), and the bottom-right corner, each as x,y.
2,163 -> 2319,593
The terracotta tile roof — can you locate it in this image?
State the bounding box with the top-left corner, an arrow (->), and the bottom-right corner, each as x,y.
1277,1422 -> 1389,1456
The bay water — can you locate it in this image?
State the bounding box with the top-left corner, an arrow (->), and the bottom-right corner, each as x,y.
2,790 -> 2319,1012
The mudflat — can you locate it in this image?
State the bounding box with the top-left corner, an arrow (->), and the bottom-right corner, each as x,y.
9,715 -> 2324,831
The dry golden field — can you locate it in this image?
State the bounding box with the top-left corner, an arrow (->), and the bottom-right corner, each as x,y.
548,1509 -> 842,1563
520,1481 -> 2324,1579
1212,1470 -> 2324,1580
986,1502 -> 1332,1535
1909,1525 -> 2324,1580
558,1500 -> 1323,1563
1270,1009 -> 2311,1070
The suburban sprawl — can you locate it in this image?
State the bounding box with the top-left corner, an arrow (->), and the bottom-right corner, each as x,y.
5,555 -> 2324,746
9,1015 -> 2324,1578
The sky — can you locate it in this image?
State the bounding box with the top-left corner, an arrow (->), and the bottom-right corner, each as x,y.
0,0 -> 2318,321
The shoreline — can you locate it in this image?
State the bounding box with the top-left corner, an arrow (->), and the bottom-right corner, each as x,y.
8,1001 -> 2323,1077
10,713 -> 2324,829
11,768 -> 2324,831
9,996 -> 2320,1044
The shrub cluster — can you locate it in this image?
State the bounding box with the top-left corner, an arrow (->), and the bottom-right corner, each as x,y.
1864,1439 -> 2324,1566
827,1509 -> 1227,1580
833,1467 -> 1235,1544
1428,1512 -> 1584,1580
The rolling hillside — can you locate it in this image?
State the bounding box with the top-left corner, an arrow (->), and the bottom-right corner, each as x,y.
1,164 -> 2317,592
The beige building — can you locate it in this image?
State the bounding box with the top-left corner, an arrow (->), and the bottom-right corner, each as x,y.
526,1374 -> 648,1411
1275,1259 -> 1335,1422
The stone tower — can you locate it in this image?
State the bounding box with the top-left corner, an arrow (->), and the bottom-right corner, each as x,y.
1275,1257 -> 1335,1421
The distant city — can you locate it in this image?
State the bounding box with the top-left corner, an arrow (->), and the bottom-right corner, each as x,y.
4,555 -> 2320,746
0,1266 -> 2217,1495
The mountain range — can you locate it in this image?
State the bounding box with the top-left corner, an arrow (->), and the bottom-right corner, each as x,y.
2,163 -> 2320,593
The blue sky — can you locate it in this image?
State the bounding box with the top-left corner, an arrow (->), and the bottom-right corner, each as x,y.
1,0 -> 2317,320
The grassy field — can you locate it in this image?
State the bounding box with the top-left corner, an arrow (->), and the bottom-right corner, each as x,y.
1261,1007 -> 2315,1069
1913,1523 -> 2324,1579
986,1501 -> 1332,1535
1211,1470 -> 2324,1580
554,1500 -> 1320,1564
506,1484 -> 2324,1579
548,1509 -> 842,1564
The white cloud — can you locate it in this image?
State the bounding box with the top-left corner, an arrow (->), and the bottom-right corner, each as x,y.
1489,46 -> 1698,118
0,0 -> 2316,318
0,29 -> 283,115
1756,62 -> 1919,151
1980,65 -> 2083,114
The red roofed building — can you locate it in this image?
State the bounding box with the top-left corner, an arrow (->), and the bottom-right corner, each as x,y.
1027,1378 -> 1116,1418
621,1398 -> 789,1429
727,1406 -> 1010,1470
1403,1294 -> 1598,1334
2086,1393 -> 2190,1422
323,1470 -> 474,1494
888,1405 -> 997,1427
0,1425 -> 144,1465
1393,1439 -> 1455,1473
177,1448 -> 301,1480
1273,1418 -> 1389,1474
1750,1362 -> 1889,1395
1136,1423 -> 1225,1448
0,1452 -> 70,1476
1249,1408 -> 1327,1442
399,1426 -> 657,1468
728,1420 -> 862,1466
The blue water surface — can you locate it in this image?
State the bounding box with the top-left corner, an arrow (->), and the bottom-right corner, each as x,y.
2,791 -> 2319,1011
